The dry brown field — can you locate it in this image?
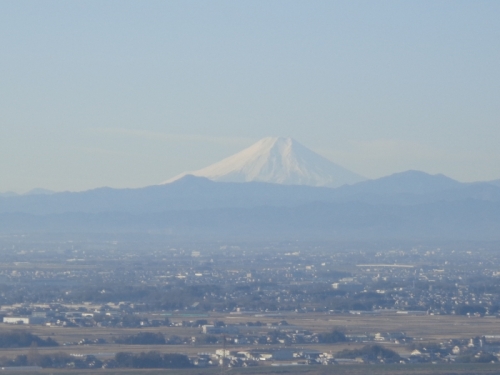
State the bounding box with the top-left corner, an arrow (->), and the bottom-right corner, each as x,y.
0,312 -> 498,361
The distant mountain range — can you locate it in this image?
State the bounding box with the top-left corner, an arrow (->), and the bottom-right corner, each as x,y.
1,170 -> 500,240
1,137 -> 499,240
0,188 -> 53,198
1,171 -> 500,215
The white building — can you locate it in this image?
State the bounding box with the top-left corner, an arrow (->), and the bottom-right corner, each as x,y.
3,317 -> 30,324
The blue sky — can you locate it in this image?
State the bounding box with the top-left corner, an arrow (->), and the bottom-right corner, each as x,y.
1,1 -> 499,192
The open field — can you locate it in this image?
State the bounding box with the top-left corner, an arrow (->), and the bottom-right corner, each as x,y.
0,312 -> 499,361
278,313 -> 500,340
3,312 -> 499,343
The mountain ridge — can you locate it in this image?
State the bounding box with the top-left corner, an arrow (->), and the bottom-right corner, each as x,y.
1,170 -> 500,215
2,170 -> 500,240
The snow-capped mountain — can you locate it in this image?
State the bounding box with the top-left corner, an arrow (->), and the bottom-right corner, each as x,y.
164,137 -> 365,188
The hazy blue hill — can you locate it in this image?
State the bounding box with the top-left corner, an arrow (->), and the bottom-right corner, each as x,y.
1,200 -> 499,241
0,176 -> 341,214
487,179 -> 500,187
0,189 -> 53,198
334,170 -> 462,195
25,188 -> 54,195
1,171 -> 500,216
343,181 -> 500,206
1,171 -> 500,241
430,183 -> 500,202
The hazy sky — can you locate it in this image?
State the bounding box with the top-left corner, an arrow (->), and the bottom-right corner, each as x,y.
1,1 -> 499,192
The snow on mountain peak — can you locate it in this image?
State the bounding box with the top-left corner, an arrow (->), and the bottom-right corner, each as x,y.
164,137 -> 365,188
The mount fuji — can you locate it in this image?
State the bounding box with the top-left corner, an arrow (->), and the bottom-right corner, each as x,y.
165,137 -> 365,188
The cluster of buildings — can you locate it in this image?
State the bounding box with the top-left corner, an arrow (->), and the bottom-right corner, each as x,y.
1,243 -> 500,316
